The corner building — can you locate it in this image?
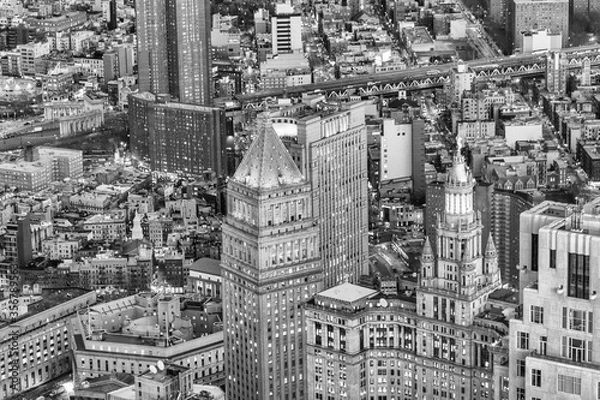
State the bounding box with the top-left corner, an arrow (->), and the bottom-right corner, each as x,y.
510,197 -> 600,400
222,119 -> 323,400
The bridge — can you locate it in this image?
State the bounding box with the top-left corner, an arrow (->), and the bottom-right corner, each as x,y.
237,44 -> 600,109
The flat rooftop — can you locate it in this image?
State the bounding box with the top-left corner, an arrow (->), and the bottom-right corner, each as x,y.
488,288 -> 519,304
318,283 -> 378,303
1,287 -> 90,328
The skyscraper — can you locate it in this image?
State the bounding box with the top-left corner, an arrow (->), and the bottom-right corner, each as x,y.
509,199 -> 600,400
264,102 -> 369,288
222,118 -> 323,400
491,189 -> 539,289
296,102 -> 369,288
304,150 -> 510,400
128,92 -> 227,176
418,148 -> 503,397
136,0 -> 211,105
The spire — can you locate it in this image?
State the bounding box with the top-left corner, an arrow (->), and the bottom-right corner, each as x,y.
232,113 -> 305,190
422,236 -> 434,260
485,232 -> 497,257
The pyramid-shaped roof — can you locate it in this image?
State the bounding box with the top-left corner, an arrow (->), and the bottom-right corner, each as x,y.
485,232 -> 497,257
421,236 -> 434,260
232,115 -> 304,190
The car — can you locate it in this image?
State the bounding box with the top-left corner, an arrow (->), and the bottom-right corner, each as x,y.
50,387 -> 66,397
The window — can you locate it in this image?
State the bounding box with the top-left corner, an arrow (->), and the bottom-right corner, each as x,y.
568,253 -> 590,299
549,249 -> 556,269
597,382 -> 600,400
562,307 -> 593,333
531,234 -> 539,271
531,369 -> 541,387
539,336 -> 547,356
558,374 -> 581,395
516,359 -> 525,377
530,306 -> 544,324
516,387 -> 525,400
562,337 -> 593,362
517,332 -> 529,350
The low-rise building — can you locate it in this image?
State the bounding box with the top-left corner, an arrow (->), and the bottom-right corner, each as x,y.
38,146 -> 83,181
187,258 -> 221,299
259,53 -> 312,90
42,237 -> 81,260
83,213 -> 126,241
0,287 -> 95,399
69,193 -> 112,213
70,292 -> 225,387
67,250 -> 153,291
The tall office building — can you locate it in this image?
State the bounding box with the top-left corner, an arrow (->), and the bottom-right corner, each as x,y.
263,101 -> 369,288
128,92 -> 227,176
222,118 -> 323,400
507,0 -> 569,52
509,198 -> 600,400
296,102 -> 369,288
271,3 -> 302,55
136,0 -> 211,105
418,149 -> 503,396
491,189 -> 538,289
305,151 -> 510,400
517,201 -> 570,295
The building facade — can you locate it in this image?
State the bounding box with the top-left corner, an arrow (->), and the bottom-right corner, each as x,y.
222,119 -> 323,400
304,150 -> 510,400
128,92 -> 227,176
380,117 -> 426,203
71,292 -> 225,387
271,4 -> 302,55
509,198 -> 600,400
491,189 -> 537,289
417,149 -> 505,400
507,0 -> 569,52
135,0 -> 211,105
0,288 -> 95,399
296,103 -> 369,287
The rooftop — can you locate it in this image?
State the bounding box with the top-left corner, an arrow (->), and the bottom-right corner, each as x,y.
232,115 -> 305,190
318,283 -> 378,303
189,258 -> 221,276
2,287 -> 90,327
487,288 -> 519,304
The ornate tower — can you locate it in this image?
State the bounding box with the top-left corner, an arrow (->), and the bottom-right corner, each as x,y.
415,147 -> 502,397
222,118 -> 323,400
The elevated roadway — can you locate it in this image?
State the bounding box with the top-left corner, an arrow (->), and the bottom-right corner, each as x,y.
237,44 -> 600,108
